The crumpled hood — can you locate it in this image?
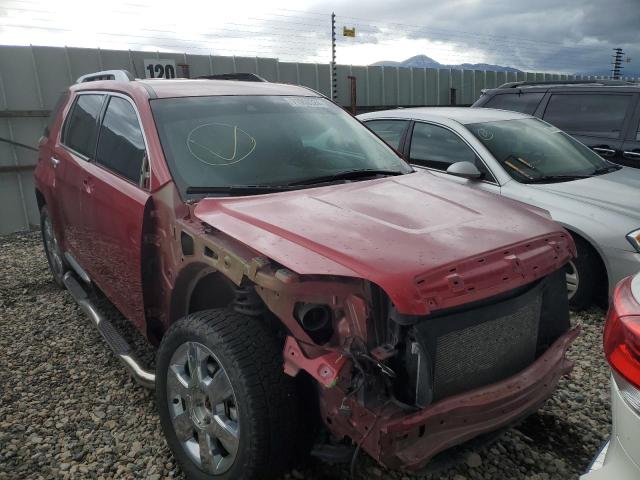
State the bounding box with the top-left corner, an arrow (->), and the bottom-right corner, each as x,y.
529,167 -> 640,222
194,172 -> 573,314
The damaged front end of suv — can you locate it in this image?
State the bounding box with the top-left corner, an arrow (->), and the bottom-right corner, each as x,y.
165,171 -> 579,472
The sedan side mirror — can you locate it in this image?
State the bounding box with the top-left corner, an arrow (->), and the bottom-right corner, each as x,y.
446,161 -> 483,180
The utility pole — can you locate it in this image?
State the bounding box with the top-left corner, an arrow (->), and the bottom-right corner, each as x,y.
611,48 -> 624,79
331,12 -> 337,101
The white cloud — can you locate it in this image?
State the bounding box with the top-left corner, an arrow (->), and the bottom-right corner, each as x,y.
0,0 -> 638,74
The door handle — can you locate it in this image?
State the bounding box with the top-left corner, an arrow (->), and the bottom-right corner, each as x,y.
623,151 -> 640,159
50,156 -> 61,168
592,147 -> 615,157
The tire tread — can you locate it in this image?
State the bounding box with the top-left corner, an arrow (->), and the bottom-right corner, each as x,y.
157,308 -> 298,480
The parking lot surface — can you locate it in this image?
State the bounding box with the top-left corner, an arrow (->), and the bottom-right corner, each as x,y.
0,231 -> 611,480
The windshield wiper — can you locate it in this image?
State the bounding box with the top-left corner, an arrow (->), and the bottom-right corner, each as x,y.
186,185 -> 294,196
592,164 -> 622,175
522,174 -> 592,184
287,168 -> 406,186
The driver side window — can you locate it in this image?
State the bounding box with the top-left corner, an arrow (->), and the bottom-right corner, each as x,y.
409,122 -> 476,170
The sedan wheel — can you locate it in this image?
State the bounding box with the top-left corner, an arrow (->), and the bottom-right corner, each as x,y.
566,235 -> 600,311
565,260 -> 579,300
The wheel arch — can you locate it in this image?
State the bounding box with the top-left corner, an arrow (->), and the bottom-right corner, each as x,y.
168,262 -> 238,330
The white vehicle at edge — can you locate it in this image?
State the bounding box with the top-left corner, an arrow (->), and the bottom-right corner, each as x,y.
358,107 -> 640,309
582,272 -> 640,479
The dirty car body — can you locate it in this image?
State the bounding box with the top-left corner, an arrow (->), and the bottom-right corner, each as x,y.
34,75 -> 578,474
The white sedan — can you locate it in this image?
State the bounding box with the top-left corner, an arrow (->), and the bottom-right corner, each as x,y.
582,272 -> 640,479
359,107 -> 640,309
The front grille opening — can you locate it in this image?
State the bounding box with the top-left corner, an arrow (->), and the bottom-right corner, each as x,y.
400,268 -> 569,405
432,294 -> 541,401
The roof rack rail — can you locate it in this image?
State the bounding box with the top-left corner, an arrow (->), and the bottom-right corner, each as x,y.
76,70 -> 134,84
196,73 -> 268,82
497,79 -> 636,89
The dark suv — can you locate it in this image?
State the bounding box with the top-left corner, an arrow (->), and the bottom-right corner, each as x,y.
472,80 -> 640,168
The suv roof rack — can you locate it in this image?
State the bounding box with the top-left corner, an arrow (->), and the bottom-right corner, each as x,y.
76,70 -> 134,84
497,79 -> 637,89
196,73 -> 268,82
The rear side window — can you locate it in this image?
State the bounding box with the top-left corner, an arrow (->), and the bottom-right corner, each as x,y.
96,96 -> 146,184
482,92 -> 544,115
543,94 -> 632,139
365,119 -> 409,150
63,94 -> 104,157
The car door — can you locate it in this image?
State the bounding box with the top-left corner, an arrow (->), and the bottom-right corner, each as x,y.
540,92 -> 637,165
80,94 -> 151,330
406,121 -> 501,194
54,92 -> 107,264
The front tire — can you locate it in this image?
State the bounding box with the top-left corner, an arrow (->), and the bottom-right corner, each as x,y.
156,309 -> 299,480
567,236 -> 600,311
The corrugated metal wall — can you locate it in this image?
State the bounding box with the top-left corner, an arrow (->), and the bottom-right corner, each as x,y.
0,44 -> 634,234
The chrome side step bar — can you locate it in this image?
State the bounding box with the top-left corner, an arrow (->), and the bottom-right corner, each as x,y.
63,272 -> 156,389
64,252 -> 91,284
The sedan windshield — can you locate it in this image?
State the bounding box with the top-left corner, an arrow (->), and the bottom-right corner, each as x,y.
150,95 -> 411,196
468,118 -> 617,183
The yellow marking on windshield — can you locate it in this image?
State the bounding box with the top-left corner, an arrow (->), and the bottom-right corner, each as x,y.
186,123 -> 257,166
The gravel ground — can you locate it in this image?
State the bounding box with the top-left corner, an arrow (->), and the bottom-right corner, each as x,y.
0,231 -> 611,480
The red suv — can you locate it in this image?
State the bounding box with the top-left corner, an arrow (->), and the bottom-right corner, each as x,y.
35,70 -> 579,479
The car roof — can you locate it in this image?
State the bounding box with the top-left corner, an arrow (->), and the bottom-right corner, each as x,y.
358,107 -> 531,125
71,78 -> 321,98
484,84 -> 640,94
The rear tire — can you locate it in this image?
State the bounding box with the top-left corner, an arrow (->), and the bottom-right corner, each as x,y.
156,309 -> 299,480
567,236 -> 600,311
40,205 -> 68,288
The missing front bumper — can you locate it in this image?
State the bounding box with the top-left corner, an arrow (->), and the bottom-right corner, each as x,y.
321,326 -> 579,471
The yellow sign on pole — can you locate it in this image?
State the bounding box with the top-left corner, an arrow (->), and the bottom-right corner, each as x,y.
343,27 -> 356,38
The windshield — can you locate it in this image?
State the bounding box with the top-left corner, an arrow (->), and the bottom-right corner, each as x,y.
150,95 -> 411,196
468,118 -> 614,183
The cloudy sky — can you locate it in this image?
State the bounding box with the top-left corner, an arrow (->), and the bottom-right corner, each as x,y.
0,0 -> 638,74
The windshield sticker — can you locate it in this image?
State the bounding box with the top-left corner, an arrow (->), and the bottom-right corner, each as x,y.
186,123 -> 256,166
475,127 -> 494,141
283,96 -> 328,108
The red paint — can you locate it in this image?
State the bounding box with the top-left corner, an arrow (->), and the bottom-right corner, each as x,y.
283,336 -> 347,388
194,172 -> 574,315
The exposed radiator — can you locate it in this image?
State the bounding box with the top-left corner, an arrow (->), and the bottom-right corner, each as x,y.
432,294 -> 541,400
406,268 -> 568,405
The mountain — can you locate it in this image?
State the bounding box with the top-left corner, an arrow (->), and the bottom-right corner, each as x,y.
372,55 -> 521,72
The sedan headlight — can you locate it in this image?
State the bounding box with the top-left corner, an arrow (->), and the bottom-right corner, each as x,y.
627,229 -> 640,253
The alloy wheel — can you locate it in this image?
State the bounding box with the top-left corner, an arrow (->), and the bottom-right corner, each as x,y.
565,260 -> 579,300
166,341 -> 239,475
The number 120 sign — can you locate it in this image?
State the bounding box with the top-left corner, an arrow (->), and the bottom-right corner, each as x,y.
144,59 -> 176,79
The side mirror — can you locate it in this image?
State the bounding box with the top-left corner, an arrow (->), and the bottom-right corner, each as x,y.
446,161 -> 482,180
